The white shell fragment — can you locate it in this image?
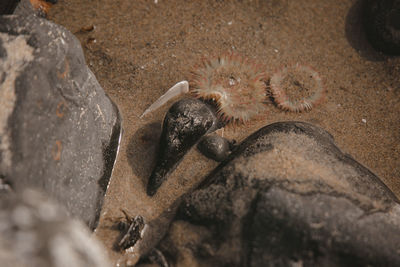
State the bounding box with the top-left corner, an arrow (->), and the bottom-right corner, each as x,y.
140,80 -> 189,119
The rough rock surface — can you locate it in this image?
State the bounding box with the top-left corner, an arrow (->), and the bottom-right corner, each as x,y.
0,190 -> 110,267
197,134 -> 232,162
0,0 -> 19,15
152,121 -> 400,266
0,14 -> 121,228
147,98 -> 217,196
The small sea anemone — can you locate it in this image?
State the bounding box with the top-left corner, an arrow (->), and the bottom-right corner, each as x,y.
270,63 -> 325,112
190,53 -> 268,123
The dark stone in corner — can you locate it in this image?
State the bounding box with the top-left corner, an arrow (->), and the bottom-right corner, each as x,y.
155,121 -> 400,266
0,14 -> 121,229
0,0 -> 19,15
363,0 -> 400,55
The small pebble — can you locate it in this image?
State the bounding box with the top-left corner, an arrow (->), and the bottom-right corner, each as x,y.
197,134 -> 231,162
362,118 -> 367,123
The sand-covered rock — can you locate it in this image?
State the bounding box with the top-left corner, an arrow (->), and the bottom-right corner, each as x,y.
151,121 -> 400,266
0,0 -> 19,15
0,14 -> 121,228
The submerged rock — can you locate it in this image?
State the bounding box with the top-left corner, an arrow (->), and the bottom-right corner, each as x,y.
197,134 -> 232,162
0,0 -> 19,15
0,190 -> 110,267
364,0 -> 400,55
0,15 -> 121,228
152,121 -> 400,266
147,98 -> 217,196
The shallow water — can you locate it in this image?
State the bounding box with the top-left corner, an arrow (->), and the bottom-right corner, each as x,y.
49,0 -> 400,264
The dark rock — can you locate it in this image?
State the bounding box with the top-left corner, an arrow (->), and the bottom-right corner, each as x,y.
345,0 -> 387,61
155,121 -> 400,266
0,189 -> 110,267
363,0 -> 400,55
0,0 -> 19,15
0,15 -> 121,228
248,188 -> 400,266
146,98 -> 217,196
197,134 -> 232,162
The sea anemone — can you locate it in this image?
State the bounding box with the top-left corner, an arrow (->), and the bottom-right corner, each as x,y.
270,63 -> 325,112
190,53 -> 268,123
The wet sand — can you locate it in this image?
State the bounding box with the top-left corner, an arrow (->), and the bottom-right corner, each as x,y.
49,0 -> 400,264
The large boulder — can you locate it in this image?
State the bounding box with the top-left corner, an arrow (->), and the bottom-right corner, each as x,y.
151,121 -> 400,266
0,14 -> 121,228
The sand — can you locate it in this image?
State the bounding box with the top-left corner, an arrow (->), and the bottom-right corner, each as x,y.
49,0 -> 400,264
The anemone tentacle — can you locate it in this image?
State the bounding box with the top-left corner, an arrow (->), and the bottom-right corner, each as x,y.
190,53 -> 268,123
270,63 -> 325,112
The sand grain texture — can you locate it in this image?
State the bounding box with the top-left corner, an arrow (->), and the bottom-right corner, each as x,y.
49,0 -> 400,264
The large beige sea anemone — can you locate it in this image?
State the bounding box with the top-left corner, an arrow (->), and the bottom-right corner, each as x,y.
190,53 -> 268,123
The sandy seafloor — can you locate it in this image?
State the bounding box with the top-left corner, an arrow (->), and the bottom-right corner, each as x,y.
49,0 -> 400,264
